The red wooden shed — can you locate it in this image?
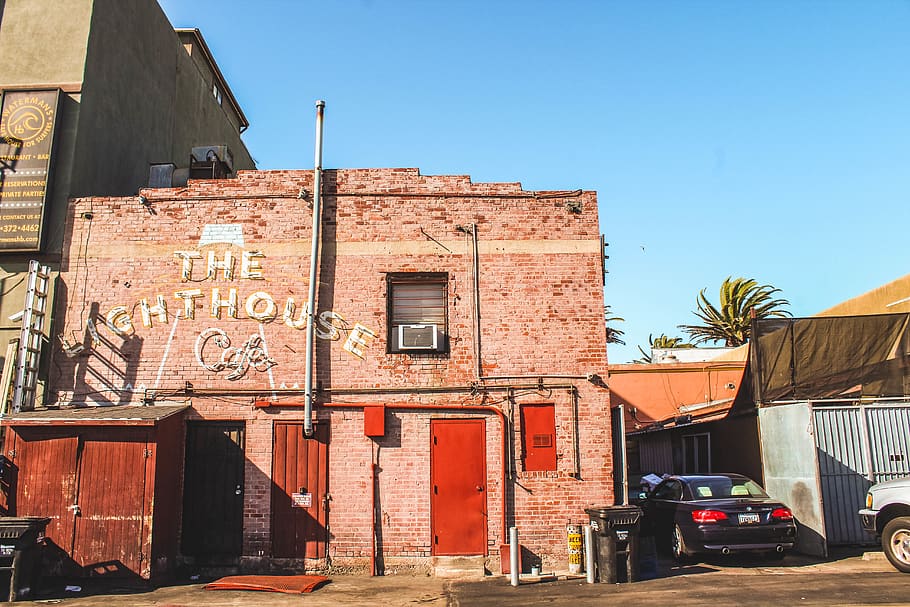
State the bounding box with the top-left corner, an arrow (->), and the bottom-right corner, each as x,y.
1,404 -> 187,580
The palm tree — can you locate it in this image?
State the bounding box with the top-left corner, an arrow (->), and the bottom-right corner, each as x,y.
679,276 -> 790,347
636,333 -> 693,363
604,305 -> 626,345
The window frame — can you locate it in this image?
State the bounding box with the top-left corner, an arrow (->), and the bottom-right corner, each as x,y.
386,272 -> 449,354
682,432 -> 711,474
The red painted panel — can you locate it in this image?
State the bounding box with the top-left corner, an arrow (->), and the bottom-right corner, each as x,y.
430,419 -> 487,555
71,428 -> 149,576
364,406 -> 385,437
271,422 -> 329,558
520,404 -> 557,471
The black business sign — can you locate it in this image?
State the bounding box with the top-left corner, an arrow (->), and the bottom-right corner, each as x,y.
0,89 -> 61,252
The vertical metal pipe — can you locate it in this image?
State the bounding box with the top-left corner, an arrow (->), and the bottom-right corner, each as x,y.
304,100 -> 325,437
584,524 -> 595,583
471,224 -> 482,379
509,526 -> 519,587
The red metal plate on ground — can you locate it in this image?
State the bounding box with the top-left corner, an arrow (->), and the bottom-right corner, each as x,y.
204,574 -> 329,593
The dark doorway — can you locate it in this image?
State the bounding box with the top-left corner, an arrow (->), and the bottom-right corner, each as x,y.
181,422 -> 245,563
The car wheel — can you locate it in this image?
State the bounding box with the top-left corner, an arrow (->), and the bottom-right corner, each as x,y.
671,525 -> 692,562
882,516 -> 910,573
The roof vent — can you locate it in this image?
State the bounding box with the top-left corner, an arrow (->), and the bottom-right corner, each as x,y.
148,163 -> 176,188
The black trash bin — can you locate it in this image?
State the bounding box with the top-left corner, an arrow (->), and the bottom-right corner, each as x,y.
0,517 -> 51,601
585,505 -> 642,583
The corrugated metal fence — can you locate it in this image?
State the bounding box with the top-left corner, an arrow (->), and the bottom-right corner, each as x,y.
813,402 -> 910,545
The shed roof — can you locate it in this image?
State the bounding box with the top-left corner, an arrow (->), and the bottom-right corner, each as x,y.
1,403 -> 189,426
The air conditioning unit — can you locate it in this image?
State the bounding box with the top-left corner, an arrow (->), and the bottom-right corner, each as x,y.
398,324 -> 438,350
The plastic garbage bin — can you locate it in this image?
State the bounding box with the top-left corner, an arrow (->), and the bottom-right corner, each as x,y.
585,506 -> 641,583
0,517 -> 51,601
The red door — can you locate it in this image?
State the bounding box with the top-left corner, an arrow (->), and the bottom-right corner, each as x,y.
7,427 -> 149,577
70,428 -> 150,576
271,422 -> 329,558
430,419 -> 487,555
6,428 -> 79,558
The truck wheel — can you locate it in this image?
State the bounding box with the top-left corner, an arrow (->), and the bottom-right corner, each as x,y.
882,516 -> 910,573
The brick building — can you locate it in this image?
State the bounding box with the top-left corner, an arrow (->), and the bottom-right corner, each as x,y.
3,168 -> 613,578
0,0 -> 254,412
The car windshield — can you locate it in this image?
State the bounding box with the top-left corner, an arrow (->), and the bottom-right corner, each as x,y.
687,477 -> 769,500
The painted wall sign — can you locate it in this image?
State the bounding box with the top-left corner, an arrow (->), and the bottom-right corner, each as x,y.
0,89 -> 60,251
82,237 -> 378,386
195,328 -> 277,380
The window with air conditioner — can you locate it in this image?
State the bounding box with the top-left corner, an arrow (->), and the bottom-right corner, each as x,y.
387,273 -> 448,353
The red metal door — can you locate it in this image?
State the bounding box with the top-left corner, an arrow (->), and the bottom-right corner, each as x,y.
430,419 -> 487,555
271,422 -> 329,558
70,428 -> 150,576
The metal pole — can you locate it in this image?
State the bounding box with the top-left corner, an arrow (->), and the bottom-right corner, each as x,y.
584,525 -> 596,584
304,100 -> 325,437
509,526 -> 519,587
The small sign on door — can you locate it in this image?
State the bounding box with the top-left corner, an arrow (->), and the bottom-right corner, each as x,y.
292,492 -> 313,508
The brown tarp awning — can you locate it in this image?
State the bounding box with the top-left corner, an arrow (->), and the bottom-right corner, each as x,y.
753,313 -> 910,401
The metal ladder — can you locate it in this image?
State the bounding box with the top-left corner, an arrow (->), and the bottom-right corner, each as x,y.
11,260 -> 50,413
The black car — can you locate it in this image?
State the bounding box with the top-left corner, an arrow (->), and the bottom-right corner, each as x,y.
640,473 -> 797,561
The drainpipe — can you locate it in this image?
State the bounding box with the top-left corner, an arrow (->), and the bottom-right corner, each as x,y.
304,100 -> 326,437
470,223 -> 482,380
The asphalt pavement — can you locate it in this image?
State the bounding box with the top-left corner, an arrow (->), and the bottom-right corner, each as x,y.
19,549 -> 907,607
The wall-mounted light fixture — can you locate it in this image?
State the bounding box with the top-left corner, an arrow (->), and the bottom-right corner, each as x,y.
138,195 -> 150,206
58,334 -> 85,358
565,200 -> 583,214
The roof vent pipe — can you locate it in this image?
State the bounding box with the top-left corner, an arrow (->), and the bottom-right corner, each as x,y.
304,100 -> 326,437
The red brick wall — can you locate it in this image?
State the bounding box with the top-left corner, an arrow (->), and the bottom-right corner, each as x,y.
52,168 -> 612,572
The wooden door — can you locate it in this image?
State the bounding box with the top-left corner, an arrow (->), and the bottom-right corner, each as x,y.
430,419 -> 487,555
271,422 -> 329,558
70,428 -> 150,576
181,422 -> 245,562
6,428 -> 79,558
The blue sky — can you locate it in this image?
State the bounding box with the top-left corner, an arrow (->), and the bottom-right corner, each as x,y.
159,0 -> 910,363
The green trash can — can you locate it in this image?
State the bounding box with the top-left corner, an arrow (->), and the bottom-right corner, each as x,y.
585,506 -> 642,583
0,517 -> 52,601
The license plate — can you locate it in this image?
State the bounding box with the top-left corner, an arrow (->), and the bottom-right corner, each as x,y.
738,513 -> 761,525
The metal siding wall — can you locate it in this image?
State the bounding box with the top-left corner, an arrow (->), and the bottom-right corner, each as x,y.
638,433 -> 673,475
812,407 -> 870,545
759,403 -> 827,557
866,406 -> 910,483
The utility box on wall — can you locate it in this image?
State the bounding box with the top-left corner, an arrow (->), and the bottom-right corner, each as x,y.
364,405 -> 385,437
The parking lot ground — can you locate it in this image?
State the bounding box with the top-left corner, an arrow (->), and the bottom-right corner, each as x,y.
21,549 -> 906,607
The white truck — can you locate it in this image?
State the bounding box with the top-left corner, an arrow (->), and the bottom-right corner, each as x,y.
859,477 -> 910,573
